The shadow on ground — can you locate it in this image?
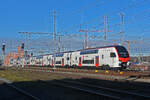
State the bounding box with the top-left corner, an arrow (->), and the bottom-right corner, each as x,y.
0,77 -> 150,100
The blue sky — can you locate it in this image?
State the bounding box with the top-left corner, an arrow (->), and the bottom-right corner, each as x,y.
1,0 -> 150,55
1,0 -> 150,38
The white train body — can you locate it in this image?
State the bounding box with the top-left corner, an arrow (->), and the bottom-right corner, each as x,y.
23,45 -> 130,69
43,55 -> 50,66
30,56 -> 36,66
78,47 -> 119,68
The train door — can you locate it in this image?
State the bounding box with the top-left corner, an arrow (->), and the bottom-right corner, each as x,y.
110,52 -> 116,67
95,56 -> 99,67
66,53 -> 70,66
51,59 -> 54,67
49,58 -> 50,67
78,57 -> 82,67
70,53 -> 72,66
62,58 -> 64,67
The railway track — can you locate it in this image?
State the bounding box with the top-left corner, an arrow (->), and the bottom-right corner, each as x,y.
74,78 -> 150,96
4,66 -> 150,83
8,66 -> 150,75
8,66 -> 150,99
0,78 -> 40,100
1,66 -> 150,100
16,66 -> 150,79
46,79 -> 150,100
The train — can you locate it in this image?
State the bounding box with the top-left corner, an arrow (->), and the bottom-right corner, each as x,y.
17,45 -> 130,70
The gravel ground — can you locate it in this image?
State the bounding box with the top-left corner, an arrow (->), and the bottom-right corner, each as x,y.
19,67 -> 150,83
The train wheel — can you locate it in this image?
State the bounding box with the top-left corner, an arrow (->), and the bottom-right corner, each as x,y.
102,65 -> 110,70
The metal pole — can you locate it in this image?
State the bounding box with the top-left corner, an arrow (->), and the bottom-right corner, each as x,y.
25,33 -> 28,51
127,41 -> 130,54
58,36 -> 61,52
104,15 -> 107,41
85,31 -> 88,49
62,43 -> 64,51
104,15 -> 107,46
53,10 -> 56,69
1,43 -> 5,66
120,13 -> 124,45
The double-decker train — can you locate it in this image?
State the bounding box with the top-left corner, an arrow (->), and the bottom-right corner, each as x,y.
19,45 -> 130,70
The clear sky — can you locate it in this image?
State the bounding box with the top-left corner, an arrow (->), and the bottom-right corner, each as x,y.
1,0 -> 150,55
1,0 -> 150,38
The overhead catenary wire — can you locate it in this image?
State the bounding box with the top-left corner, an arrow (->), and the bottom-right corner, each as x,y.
61,0 -> 149,35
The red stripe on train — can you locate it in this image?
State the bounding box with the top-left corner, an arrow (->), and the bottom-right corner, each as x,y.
119,57 -> 130,62
62,58 -> 64,67
95,56 -> 99,67
78,57 -> 82,67
51,60 -> 53,66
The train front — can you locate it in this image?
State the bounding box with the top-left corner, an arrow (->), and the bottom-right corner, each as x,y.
115,46 -> 130,69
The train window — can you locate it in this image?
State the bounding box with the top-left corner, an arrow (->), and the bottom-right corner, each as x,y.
82,60 -> 94,64
67,57 -> 69,60
56,53 -> 64,57
115,46 -> 129,58
102,55 -> 104,59
75,57 -> 77,60
80,49 -> 98,55
55,61 -> 61,64
110,52 -> 116,58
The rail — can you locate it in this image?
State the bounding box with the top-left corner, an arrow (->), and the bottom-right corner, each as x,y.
0,78 -> 40,100
51,79 -> 150,100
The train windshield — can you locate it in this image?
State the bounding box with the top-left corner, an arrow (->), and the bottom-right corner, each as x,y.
115,46 -> 129,58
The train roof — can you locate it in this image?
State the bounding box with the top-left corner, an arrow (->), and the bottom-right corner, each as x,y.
36,50 -> 74,57
77,45 -> 124,51
34,45 -> 125,57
